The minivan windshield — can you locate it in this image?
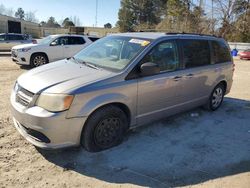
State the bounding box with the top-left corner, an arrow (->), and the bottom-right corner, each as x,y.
74,36 -> 151,71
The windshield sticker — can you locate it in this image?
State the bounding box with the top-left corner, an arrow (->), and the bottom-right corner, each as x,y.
129,39 -> 150,46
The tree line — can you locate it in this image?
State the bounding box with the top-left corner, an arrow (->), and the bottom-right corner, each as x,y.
0,4 -> 113,29
117,0 -> 250,42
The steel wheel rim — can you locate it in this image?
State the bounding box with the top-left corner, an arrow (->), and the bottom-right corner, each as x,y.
212,87 -> 223,108
33,56 -> 46,66
94,117 -> 121,148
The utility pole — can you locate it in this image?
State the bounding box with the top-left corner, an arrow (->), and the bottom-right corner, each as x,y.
95,0 -> 98,27
212,0 -> 214,34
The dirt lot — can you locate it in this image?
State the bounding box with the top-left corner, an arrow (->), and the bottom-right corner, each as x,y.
0,56 -> 250,188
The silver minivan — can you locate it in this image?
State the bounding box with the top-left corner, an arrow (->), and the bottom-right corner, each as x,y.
11,33 -> 234,152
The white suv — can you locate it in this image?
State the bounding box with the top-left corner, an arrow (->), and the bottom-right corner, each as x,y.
11,34 -> 99,67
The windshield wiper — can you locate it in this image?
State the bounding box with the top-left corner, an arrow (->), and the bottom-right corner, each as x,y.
82,61 -> 100,70
68,57 -> 100,70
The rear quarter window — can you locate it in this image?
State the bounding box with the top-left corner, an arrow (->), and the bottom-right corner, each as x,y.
211,41 -> 231,63
182,39 -> 211,68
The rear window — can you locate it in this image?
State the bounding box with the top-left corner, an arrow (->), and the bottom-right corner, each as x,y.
88,37 -> 99,42
182,39 -> 210,68
211,41 -> 231,63
68,37 -> 85,45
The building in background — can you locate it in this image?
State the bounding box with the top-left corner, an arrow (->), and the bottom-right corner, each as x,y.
0,14 -> 118,38
0,14 -> 40,37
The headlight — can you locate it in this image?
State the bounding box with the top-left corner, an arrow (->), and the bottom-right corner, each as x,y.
17,48 -> 31,52
36,93 -> 74,112
14,82 -> 19,92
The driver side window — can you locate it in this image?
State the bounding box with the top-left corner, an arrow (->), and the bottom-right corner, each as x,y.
51,37 -> 68,46
141,40 -> 179,72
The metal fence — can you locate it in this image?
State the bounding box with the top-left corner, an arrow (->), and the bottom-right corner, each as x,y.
228,42 -> 250,52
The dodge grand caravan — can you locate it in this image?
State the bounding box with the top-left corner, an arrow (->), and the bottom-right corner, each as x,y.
11,33 -> 234,152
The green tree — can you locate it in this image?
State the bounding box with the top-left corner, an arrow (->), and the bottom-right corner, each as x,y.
117,0 -> 164,32
104,23 -> 112,28
62,17 -> 75,28
46,17 -> 61,28
157,0 -> 192,32
15,7 -> 25,20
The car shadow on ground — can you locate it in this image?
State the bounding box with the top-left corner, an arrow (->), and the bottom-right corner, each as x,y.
19,65 -> 32,70
37,97 -> 250,187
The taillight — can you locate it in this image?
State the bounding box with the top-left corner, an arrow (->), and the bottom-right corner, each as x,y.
32,39 -> 37,44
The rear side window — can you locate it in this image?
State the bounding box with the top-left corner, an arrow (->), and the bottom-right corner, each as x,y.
88,37 -> 99,42
68,37 -> 85,45
7,35 -> 24,40
182,40 -> 210,68
211,41 -> 231,63
51,37 -> 68,45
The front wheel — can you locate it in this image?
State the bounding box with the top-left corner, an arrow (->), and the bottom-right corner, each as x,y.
205,83 -> 225,111
30,54 -> 48,67
81,106 -> 128,152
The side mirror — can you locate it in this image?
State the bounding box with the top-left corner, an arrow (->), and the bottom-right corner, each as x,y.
140,62 -> 160,76
50,41 -> 57,46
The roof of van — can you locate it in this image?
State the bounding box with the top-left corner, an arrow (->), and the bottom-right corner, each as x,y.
111,32 -> 222,40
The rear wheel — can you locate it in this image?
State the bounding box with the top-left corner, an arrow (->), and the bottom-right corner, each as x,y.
81,105 -> 128,152
30,54 -> 48,67
205,83 -> 225,111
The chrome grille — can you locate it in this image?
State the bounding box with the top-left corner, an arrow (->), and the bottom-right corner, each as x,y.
15,85 -> 34,107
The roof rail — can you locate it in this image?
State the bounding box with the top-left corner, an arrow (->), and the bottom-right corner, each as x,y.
166,32 -> 219,38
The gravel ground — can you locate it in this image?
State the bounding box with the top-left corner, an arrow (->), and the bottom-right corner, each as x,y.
0,56 -> 250,188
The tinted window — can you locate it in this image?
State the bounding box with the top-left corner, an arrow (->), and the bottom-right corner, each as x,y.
182,40 -> 210,68
7,35 -> 24,40
68,37 -> 85,45
88,37 -> 99,42
141,40 -> 179,72
211,41 -> 231,63
0,35 -> 5,41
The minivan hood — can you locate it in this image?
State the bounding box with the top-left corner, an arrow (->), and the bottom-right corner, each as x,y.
17,60 -> 114,94
12,43 -> 39,49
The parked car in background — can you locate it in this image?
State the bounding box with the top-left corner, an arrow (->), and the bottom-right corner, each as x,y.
239,49 -> 250,60
11,34 -> 99,67
11,33 -> 233,152
0,33 -> 36,51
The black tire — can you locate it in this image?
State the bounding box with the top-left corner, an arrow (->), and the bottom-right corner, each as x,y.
205,83 -> 225,111
30,53 -> 48,67
81,105 -> 128,152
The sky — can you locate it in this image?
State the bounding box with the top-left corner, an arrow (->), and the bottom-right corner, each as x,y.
0,0 -> 121,27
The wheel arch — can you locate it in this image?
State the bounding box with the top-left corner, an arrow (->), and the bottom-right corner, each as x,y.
30,52 -> 49,64
84,102 -> 131,127
218,80 -> 227,92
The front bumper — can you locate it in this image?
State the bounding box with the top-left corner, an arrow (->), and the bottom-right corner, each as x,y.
10,90 -> 87,149
11,50 -> 31,65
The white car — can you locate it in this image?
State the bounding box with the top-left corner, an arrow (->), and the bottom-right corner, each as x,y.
11,34 -> 99,67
